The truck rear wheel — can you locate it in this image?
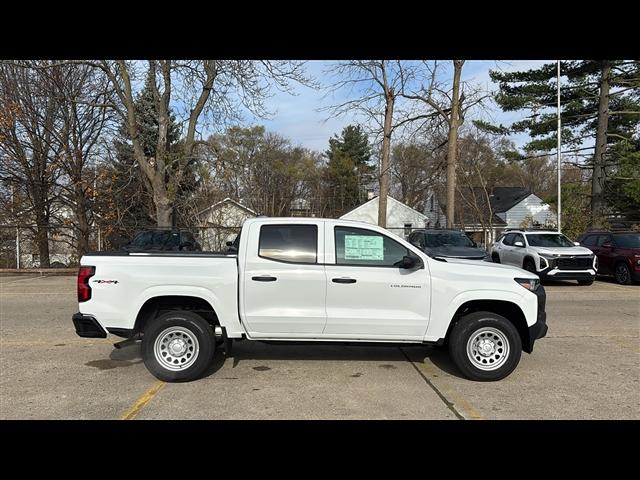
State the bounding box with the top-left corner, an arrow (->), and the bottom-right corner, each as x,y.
449,311 -> 522,381
141,310 -> 215,382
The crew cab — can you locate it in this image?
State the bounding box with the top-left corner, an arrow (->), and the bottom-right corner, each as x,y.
72,218 -> 548,382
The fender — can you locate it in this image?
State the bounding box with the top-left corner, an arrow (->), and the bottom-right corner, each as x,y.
132,285 -> 244,337
424,288 -> 535,342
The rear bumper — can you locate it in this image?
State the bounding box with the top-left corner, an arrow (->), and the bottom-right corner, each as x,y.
525,286 -> 548,353
72,312 -> 107,338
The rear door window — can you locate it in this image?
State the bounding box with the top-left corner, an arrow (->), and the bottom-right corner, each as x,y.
259,225 -> 317,264
502,233 -> 515,246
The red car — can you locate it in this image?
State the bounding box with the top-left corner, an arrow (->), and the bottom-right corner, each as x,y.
577,231 -> 640,285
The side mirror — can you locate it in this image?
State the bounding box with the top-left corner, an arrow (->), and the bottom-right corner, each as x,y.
601,241 -> 613,248
574,241 -> 580,246
397,255 -> 422,269
514,241 -> 524,247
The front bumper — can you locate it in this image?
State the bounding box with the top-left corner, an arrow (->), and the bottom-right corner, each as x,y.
524,285 -> 548,353
538,269 -> 596,281
72,312 -> 107,338
538,255 -> 596,282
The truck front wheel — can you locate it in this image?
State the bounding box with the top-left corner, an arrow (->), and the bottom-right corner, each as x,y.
449,311 -> 522,381
141,311 -> 216,382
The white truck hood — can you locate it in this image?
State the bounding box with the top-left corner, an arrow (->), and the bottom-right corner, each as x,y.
531,246 -> 593,256
442,257 -> 536,277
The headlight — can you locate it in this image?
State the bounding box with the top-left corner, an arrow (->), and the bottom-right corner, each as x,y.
515,277 -> 540,292
539,256 -> 549,270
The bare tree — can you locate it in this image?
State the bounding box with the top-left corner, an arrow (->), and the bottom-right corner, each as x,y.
389,139 -> 446,211
0,61 -> 64,267
400,60 -> 489,228
46,64 -> 113,257
323,61 -> 419,227
71,60 -> 312,227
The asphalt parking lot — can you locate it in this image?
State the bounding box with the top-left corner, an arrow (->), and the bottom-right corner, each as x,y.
1,274 -> 638,420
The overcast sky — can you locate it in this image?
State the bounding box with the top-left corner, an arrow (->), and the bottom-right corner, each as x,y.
242,60 -> 550,152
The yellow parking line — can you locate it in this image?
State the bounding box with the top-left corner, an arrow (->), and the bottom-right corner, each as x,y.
0,292 -> 74,295
120,381 -> 166,420
0,340 -> 108,347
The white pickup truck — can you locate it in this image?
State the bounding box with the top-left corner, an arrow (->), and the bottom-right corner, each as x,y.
73,217 -> 548,382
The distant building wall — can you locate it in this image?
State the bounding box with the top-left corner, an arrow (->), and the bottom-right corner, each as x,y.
505,194 -> 556,228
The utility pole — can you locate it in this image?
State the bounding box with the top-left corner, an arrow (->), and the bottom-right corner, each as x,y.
557,60 -> 562,233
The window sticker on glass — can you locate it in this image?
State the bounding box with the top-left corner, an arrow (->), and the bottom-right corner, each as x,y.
344,235 -> 384,261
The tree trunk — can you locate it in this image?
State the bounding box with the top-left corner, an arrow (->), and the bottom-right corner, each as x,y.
591,61 -> 610,228
34,209 -> 50,268
378,92 -> 395,228
74,183 -> 90,258
446,61 -> 464,228
152,174 -> 173,227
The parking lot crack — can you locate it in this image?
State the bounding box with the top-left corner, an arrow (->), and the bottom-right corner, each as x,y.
399,347 -> 465,420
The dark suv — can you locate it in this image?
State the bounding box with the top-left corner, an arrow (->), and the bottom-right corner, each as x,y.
121,229 -> 202,252
577,231 -> 640,284
407,229 -> 489,260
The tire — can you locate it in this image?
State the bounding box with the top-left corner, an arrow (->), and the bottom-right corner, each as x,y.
141,310 -> 216,382
523,258 -> 536,274
491,253 -> 501,263
448,311 -> 522,381
578,279 -> 594,286
615,262 -> 632,285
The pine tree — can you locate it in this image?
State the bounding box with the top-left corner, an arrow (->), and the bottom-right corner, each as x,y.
324,125 -> 373,216
478,60 -> 640,227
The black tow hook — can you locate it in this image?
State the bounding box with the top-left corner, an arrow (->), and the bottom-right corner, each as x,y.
113,334 -> 142,349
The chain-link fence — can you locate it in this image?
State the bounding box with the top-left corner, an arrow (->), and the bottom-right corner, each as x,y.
0,224 -> 243,269
1,222 -> 502,269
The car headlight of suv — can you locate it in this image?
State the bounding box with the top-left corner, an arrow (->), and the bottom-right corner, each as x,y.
515,277 -> 540,292
539,256 -> 549,270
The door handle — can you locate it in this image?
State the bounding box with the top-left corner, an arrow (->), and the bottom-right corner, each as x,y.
252,275 -> 277,282
332,277 -> 356,284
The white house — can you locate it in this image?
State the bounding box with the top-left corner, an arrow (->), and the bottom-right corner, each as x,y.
340,195 -> 444,239
490,187 -> 556,228
456,187 -> 556,247
197,198 -> 258,250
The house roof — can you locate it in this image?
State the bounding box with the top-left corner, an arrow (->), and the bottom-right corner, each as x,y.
197,197 -> 258,217
339,195 -> 429,221
489,187 -> 532,213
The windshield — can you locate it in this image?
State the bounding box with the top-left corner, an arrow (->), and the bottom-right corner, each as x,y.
615,234 -> 640,248
526,234 -> 575,248
424,232 -> 475,248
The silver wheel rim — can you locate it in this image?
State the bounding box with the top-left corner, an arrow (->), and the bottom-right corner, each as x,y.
616,265 -> 629,283
154,326 -> 199,371
466,327 -> 509,371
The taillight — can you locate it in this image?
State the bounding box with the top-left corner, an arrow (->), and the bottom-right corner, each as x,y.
77,266 -> 95,302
